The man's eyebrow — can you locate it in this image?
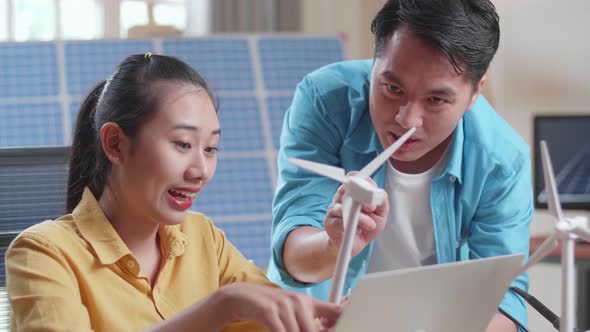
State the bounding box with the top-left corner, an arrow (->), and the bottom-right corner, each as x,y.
428,87 -> 457,98
381,71 -> 403,86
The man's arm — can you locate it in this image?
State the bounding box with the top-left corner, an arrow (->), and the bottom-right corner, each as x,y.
283,182 -> 389,283
283,226 -> 339,283
270,71 -> 388,287
270,76 -> 344,287
470,154 -> 534,331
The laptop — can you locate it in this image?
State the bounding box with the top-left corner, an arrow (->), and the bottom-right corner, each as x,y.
335,254 -> 524,332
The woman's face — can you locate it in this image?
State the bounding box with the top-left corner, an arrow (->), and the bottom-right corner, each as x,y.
115,82 -> 220,226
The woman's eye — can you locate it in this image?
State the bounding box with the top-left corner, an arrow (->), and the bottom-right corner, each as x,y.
175,141 -> 191,150
205,147 -> 218,154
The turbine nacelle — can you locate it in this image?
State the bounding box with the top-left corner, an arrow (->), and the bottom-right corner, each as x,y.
344,175 -> 385,206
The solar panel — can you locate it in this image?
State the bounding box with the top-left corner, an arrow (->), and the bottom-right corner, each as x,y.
266,95 -> 294,149
0,36 -> 344,270
216,96 -> 266,152
258,37 -> 344,91
162,39 -> 256,92
65,40 -> 153,97
534,115 -> 590,209
556,146 -> 590,196
0,43 -> 59,98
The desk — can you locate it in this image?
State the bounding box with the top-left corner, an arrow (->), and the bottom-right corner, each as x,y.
530,236 -> 590,330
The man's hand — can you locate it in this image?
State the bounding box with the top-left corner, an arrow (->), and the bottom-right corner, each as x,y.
324,172 -> 389,258
282,172 -> 389,283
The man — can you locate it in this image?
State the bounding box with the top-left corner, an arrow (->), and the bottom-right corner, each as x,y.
267,0 -> 533,331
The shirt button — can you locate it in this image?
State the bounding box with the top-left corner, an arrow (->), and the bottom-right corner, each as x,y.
153,291 -> 160,300
361,260 -> 367,268
455,241 -> 460,248
449,175 -> 457,182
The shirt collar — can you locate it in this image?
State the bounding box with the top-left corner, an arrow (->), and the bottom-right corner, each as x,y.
159,223 -> 189,257
73,187 -> 189,265
440,117 -> 464,184
345,101 -> 382,155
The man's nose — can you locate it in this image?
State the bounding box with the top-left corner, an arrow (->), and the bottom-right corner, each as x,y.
395,102 -> 423,129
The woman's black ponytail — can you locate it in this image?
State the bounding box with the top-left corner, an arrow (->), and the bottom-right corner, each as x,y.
67,81 -> 107,212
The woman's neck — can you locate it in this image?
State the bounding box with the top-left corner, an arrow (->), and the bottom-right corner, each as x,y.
98,183 -> 160,257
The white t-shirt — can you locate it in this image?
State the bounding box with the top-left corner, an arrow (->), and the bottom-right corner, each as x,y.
368,153 -> 448,273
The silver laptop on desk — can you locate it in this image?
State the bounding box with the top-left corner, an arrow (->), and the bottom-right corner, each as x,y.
335,254 -> 524,332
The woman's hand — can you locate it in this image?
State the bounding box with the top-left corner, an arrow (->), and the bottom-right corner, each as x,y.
216,283 -> 342,332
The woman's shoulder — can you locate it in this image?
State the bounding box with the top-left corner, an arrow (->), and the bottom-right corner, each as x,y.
8,215 -> 81,251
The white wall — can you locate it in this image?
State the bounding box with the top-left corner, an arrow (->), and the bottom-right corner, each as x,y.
490,0 -> 590,236
300,0 -> 381,59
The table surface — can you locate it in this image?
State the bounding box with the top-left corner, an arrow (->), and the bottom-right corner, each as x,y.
530,236 -> 590,259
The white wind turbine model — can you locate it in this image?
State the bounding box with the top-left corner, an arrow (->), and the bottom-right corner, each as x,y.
514,141 -> 590,332
289,127 -> 416,304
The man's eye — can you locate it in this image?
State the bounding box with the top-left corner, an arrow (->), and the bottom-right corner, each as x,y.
384,84 -> 401,93
175,141 -> 191,150
428,96 -> 448,105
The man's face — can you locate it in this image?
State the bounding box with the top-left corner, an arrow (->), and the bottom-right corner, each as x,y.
369,25 -> 484,173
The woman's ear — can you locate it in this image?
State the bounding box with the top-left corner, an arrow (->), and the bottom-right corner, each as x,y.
99,122 -> 129,165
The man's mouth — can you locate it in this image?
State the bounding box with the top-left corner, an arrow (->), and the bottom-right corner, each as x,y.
392,132 -> 419,143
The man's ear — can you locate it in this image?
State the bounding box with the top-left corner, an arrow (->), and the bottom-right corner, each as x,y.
467,75 -> 487,110
99,122 -> 129,165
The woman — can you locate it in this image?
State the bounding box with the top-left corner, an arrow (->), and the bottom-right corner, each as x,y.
5,53 -> 341,332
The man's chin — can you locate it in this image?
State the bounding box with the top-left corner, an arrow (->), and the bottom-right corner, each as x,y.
391,150 -> 425,162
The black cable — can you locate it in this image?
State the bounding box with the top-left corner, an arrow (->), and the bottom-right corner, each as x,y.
509,287 -> 587,332
510,286 -> 560,330
497,306 -> 530,332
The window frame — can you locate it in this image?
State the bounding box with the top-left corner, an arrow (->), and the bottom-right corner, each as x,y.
1,0 -> 191,42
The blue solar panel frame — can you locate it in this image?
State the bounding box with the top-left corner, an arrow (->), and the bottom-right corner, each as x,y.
0,35 -> 345,268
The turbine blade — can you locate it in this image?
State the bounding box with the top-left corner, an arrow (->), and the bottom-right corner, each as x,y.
514,232 -> 560,278
288,158 -> 347,183
360,127 -> 416,177
540,141 -> 564,221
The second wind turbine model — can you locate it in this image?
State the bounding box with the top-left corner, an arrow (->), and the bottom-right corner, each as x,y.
288,127 -> 416,304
